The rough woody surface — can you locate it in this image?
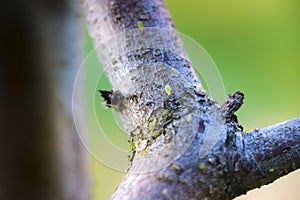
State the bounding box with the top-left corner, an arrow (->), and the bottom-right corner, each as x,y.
82,0 -> 300,199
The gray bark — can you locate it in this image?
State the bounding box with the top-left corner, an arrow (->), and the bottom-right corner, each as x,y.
0,0 -> 90,199
82,0 -> 300,199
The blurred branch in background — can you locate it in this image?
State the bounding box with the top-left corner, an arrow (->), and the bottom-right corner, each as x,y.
0,0 -> 90,199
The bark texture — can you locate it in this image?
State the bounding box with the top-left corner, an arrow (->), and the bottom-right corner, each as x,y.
0,1 -> 90,199
82,0 -> 300,199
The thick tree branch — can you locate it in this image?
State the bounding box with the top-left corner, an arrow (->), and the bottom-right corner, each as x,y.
82,0 -> 300,199
109,107 -> 300,200
231,117 -> 300,198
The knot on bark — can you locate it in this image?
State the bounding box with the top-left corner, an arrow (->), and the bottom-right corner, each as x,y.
221,91 -> 244,119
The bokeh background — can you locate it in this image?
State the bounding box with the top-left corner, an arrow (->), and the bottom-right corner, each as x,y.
84,0 -> 300,199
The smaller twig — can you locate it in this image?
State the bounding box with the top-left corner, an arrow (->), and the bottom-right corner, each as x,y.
221,90 -> 244,119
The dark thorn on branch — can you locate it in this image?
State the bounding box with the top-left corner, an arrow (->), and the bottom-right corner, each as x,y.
221,90 -> 244,118
99,90 -> 113,108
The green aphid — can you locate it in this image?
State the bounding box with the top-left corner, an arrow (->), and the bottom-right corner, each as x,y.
164,134 -> 173,144
151,130 -> 162,139
187,114 -> 192,122
269,168 -> 275,173
138,21 -> 144,30
164,84 -> 171,96
111,58 -> 117,65
130,141 -> 136,151
139,150 -> 148,155
199,162 -> 205,170
148,116 -> 154,122
149,117 -> 157,131
171,67 -> 176,72
162,189 -> 168,196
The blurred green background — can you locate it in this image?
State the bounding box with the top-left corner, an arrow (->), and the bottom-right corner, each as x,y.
84,0 -> 300,199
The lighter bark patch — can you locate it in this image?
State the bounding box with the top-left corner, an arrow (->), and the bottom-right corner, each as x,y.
199,108 -> 225,158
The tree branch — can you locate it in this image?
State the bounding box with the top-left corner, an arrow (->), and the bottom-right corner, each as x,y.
109,114 -> 300,200
231,117 -> 300,198
82,0 -> 300,199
